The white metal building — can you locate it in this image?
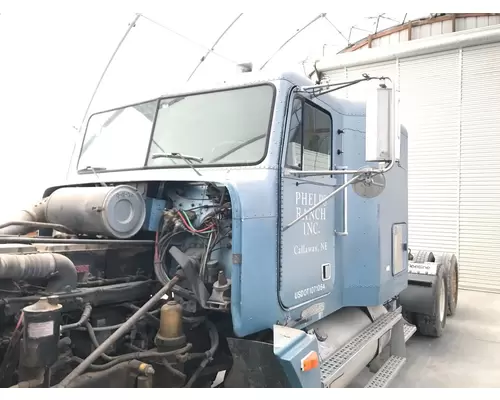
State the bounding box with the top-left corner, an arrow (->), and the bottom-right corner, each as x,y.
315,14 -> 500,293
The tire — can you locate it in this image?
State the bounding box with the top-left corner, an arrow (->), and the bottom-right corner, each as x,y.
414,264 -> 448,338
434,253 -> 459,316
414,250 -> 435,263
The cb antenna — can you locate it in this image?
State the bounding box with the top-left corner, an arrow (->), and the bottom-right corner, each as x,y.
66,13 -> 141,180
186,13 -> 244,82
77,13 -> 142,133
259,13 -> 326,71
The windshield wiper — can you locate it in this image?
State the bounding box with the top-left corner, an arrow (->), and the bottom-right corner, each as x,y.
152,152 -> 203,163
78,165 -> 107,173
209,133 -> 266,163
151,152 -> 203,176
77,166 -> 108,186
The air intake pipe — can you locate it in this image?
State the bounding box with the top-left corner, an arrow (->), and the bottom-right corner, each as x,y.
0,198 -> 49,236
0,252 -> 77,292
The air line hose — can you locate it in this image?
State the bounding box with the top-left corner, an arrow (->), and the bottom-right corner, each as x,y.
55,275 -> 181,388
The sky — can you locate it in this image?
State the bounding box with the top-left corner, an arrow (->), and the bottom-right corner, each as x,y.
0,1 -> 422,219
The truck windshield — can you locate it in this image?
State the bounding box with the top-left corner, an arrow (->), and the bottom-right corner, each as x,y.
77,84 -> 275,172
146,84 -> 274,167
78,100 -> 158,171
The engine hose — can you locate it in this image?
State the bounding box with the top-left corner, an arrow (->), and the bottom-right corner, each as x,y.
77,276 -> 149,287
153,260 -> 170,285
123,303 -> 206,326
84,322 -> 114,362
60,304 -> 92,332
122,303 -> 160,327
69,344 -> 192,372
64,360 -> 154,388
77,322 -> 127,332
54,275 -> 182,388
184,358 -> 210,388
74,310 -> 159,333
162,358 -> 186,380
183,319 -> 219,388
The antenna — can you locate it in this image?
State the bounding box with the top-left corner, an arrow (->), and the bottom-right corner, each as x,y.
66,13 -> 141,180
77,13 -> 142,133
140,14 -> 238,64
259,13 -> 326,71
186,13 -> 244,83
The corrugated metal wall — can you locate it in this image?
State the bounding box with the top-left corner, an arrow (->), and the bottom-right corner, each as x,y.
321,41 -> 500,293
459,43 -> 500,292
399,51 -> 460,255
356,15 -> 500,50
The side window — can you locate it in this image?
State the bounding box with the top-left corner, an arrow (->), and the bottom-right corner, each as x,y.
285,98 -> 332,171
285,98 -> 303,168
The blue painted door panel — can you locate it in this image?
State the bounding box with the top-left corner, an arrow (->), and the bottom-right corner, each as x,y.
279,174 -> 337,308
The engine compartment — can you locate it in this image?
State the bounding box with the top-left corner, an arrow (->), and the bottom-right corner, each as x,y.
0,180 -> 235,388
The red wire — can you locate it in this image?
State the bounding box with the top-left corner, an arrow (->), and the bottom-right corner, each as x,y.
15,312 -> 24,331
176,210 -> 214,233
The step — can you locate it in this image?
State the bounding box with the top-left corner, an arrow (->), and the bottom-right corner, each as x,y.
404,323 -> 417,342
320,308 -> 403,388
365,355 -> 406,388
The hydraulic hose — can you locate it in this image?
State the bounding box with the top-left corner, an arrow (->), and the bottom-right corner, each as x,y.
64,360 -> 155,388
183,319 -> 219,388
60,303 -> 92,332
55,274 -> 181,388
0,252 -> 77,292
70,344 -> 192,372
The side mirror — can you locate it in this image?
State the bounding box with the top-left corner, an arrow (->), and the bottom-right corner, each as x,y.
365,85 -> 396,163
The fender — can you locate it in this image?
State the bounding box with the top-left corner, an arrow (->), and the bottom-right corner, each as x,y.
399,261 -> 440,315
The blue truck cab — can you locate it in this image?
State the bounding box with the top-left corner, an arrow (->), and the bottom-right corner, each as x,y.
1,70 -> 453,389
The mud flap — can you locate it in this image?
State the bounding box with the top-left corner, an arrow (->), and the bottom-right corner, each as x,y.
400,273 -> 437,315
225,325 -> 321,388
400,261 -> 448,337
225,338 -> 290,388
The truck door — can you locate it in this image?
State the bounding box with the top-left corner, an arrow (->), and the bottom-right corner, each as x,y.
279,94 -> 337,309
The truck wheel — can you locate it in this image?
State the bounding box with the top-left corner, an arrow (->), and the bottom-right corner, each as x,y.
434,253 -> 459,316
414,250 -> 435,263
414,264 -> 448,338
